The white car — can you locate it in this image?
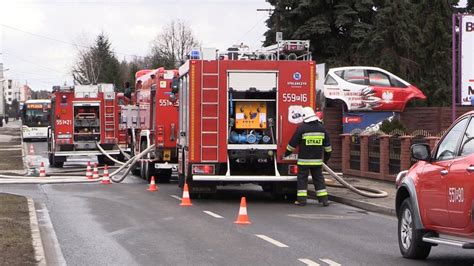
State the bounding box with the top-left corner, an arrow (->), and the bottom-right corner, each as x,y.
323,66 -> 426,111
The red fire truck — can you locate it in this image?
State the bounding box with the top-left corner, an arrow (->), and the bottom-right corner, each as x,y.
48,84 -> 122,167
128,67 -> 179,182
172,40 -> 316,197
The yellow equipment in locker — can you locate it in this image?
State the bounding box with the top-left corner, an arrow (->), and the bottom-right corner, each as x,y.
235,102 -> 267,129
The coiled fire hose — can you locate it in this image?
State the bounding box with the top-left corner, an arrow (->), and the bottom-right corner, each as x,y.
322,163 -> 388,198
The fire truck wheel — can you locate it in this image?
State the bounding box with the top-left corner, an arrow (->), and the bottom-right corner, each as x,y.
140,161 -> 151,181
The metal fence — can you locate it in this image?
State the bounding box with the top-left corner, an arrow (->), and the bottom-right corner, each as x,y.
349,134 -> 361,170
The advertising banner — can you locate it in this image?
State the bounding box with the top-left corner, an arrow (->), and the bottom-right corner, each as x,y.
342,111 -> 398,134
461,15 -> 474,105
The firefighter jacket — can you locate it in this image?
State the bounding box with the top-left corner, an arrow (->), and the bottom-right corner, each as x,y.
286,121 -> 332,166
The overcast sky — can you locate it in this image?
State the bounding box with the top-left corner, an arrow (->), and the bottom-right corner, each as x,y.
0,0 -> 272,90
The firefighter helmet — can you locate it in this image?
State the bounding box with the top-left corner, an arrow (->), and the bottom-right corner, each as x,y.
302,106 -> 319,123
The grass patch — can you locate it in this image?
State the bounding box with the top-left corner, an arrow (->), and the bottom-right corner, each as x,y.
0,193 -> 36,265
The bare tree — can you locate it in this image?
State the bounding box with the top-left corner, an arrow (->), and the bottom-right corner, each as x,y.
72,48 -> 101,85
149,20 -> 200,68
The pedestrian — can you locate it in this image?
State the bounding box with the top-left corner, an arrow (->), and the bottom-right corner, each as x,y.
284,106 -> 332,207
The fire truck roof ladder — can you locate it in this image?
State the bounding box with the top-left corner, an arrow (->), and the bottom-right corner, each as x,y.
104,98 -> 116,139
200,60 -> 220,162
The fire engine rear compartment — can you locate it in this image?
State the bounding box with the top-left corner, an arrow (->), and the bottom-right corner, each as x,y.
188,69 -> 293,179
73,103 -> 100,146
227,83 -> 278,176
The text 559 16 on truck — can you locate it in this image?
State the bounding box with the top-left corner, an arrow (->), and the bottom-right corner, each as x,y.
396,110 -> 474,259
171,40 -> 315,198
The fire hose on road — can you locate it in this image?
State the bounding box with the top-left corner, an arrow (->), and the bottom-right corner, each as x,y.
323,163 -> 388,198
0,144 -> 156,183
1,143 -> 387,198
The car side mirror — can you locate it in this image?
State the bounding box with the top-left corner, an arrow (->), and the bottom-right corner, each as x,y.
171,77 -> 180,93
411,143 -> 431,162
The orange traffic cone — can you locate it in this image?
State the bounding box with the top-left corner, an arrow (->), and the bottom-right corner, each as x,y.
147,176 -> 158,191
92,163 -> 99,179
86,162 -> 93,179
234,197 -> 251,225
100,165 -> 111,185
29,144 -> 35,155
180,183 -> 193,206
39,162 -> 46,177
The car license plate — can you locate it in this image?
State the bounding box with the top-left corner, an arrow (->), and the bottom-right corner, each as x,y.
163,149 -> 171,161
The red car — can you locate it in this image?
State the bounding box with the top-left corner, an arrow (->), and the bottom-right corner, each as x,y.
396,111 -> 474,259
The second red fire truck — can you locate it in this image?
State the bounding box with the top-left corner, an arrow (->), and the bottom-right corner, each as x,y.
124,67 -> 179,182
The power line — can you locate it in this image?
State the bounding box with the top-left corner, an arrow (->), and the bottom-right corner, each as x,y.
2,52 -> 70,74
1,24 -> 145,58
234,13 -> 269,47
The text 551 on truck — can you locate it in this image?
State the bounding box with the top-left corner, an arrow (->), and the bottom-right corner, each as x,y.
171,40 -> 316,198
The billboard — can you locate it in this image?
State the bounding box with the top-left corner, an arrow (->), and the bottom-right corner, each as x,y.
342,111 -> 398,134
461,15 -> 474,105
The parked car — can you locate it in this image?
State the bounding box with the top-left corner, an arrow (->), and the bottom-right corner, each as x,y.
323,66 -> 426,111
395,110 -> 474,259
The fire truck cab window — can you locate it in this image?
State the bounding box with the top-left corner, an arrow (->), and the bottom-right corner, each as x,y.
342,69 -> 367,85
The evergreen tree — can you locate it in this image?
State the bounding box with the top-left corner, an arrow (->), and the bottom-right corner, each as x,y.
72,33 -> 122,90
263,0 -> 460,107
415,0 -> 458,106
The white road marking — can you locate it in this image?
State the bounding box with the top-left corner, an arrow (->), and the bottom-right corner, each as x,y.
203,211 -> 224,219
170,195 -> 182,200
255,234 -> 288,248
298,258 -> 320,266
320,258 -> 341,266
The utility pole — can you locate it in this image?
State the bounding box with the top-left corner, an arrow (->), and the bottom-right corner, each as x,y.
257,3 -> 291,43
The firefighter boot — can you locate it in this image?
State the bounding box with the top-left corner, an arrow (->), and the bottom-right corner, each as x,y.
318,196 -> 329,207
294,196 -> 307,206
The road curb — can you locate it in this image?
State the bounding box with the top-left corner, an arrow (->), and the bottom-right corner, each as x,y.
308,190 -> 396,217
27,198 -> 46,266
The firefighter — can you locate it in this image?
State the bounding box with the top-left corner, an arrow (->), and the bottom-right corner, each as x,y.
284,106 -> 332,206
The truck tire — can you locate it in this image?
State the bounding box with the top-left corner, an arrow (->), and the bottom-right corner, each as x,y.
140,161 -> 151,181
398,198 -> 431,259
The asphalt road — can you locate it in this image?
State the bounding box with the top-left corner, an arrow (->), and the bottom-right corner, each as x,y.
1,179 -> 474,266
4,139 -> 474,265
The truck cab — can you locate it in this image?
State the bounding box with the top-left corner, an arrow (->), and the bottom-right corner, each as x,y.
396,111 -> 474,259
